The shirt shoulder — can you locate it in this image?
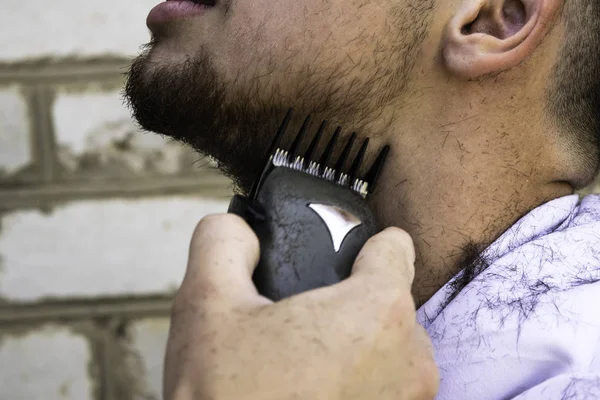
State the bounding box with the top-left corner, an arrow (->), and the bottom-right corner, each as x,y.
427,195 -> 600,400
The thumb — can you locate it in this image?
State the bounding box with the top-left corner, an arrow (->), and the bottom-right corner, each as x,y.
349,227 -> 416,290
179,214 -> 266,305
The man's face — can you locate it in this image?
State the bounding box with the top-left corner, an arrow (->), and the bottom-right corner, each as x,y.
126,0 -> 433,190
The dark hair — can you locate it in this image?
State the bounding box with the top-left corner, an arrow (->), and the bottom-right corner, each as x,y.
548,0 -> 600,186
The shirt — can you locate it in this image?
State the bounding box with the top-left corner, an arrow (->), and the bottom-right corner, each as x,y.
418,194 -> 600,400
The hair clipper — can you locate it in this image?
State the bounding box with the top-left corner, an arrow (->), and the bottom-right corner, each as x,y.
228,109 -> 389,301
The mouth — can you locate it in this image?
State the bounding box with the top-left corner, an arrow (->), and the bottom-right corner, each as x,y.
189,0 -> 217,5
147,0 -> 217,29
186,0 -> 217,6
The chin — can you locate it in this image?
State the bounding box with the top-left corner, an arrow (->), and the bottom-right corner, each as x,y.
125,47 -> 292,191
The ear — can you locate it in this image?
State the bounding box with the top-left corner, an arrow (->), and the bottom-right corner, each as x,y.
443,0 -> 561,79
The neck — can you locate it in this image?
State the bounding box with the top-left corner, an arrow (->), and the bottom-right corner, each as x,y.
368,112 -> 573,306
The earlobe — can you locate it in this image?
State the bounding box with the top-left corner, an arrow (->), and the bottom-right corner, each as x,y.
443,0 -> 560,79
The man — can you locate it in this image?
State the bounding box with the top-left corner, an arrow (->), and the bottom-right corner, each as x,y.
125,0 -> 600,398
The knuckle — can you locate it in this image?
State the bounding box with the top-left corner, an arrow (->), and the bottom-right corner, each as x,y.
370,227 -> 416,266
383,227 -> 416,260
194,213 -> 236,235
192,214 -> 223,240
382,226 -> 412,243
192,213 -> 257,247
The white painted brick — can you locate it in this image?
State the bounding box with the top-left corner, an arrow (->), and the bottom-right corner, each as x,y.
1,0 -> 155,61
0,86 -> 31,175
128,318 -> 170,399
0,326 -> 93,400
53,86 -> 141,156
0,197 -> 229,302
53,86 -> 209,177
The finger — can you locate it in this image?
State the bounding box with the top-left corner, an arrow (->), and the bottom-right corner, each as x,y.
349,227 -> 416,289
413,323 -> 436,360
179,213 -> 265,305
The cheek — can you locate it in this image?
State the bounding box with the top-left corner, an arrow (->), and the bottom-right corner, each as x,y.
215,0 -> 331,79
224,0 -> 332,50
215,0 -> 391,86
225,0 -> 352,57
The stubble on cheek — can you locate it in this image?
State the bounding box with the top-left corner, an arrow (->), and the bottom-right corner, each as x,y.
216,0 -> 401,124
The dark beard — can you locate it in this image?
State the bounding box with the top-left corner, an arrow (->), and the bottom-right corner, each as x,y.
123,1 -> 437,192
124,38 -> 422,193
124,45 -> 290,192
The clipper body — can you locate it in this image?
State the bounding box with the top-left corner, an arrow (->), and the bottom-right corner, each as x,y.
228,110 -> 389,301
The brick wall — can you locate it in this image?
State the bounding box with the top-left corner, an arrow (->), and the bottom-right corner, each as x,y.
1,2 -> 600,400
0,1 -> 231,399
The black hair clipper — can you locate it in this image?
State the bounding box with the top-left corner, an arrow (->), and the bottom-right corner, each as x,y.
228,109 -> 389,301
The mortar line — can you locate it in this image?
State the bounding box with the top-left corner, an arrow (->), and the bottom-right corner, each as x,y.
29,85 -> 58,183
98,327 -> 113,400
19,86 -> 45,184
101,317 -> 142,400
0,296 -> 173,324
0,58 -> 131,85
0,175 -> 233,211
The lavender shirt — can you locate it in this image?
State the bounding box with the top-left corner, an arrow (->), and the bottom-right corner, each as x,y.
418,195 -> 600,399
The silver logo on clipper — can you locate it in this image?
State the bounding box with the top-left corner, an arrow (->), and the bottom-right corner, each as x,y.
308,204 -> 362,252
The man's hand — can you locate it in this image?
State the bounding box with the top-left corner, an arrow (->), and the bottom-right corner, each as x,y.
164,214 -> 439,400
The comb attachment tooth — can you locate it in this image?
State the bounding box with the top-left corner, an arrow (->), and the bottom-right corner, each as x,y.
304,120 -> 327,171
348,138 -> 369,185
319,127 -> 341,177
334,132 -> 357,184
270,108 -> 293,156
364,145 -> 390,194
262,111 -> 390,199
250,108 -> 294,199
289,115 -> 311,169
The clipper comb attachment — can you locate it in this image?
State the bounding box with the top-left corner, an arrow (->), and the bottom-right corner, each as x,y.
250,108 -> 390,200
232,108 -> 390,301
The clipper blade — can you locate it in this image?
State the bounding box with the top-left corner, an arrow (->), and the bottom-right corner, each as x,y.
261,108 -> 389,199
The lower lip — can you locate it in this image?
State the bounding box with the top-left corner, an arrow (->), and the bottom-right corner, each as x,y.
147,1 -> 212,28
